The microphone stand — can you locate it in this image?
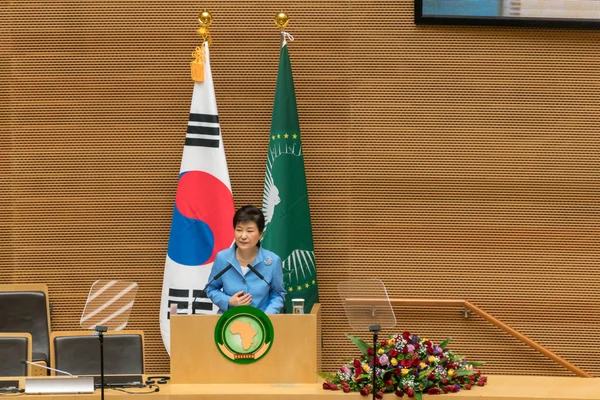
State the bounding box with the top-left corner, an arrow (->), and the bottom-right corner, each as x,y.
94,325 -> 108,400
246,264 -> 286,314
369,324 -> 380,400
191,264 -> 234,311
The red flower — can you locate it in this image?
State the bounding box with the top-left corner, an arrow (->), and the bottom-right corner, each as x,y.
411,358 -> 420,367
443,386 -> 450,393
395,389 -> 404,397
402,331 -> 411,340
414,343 -> 420,350
427,373 -> 435,380
394,368 -> 401,376
381,340 -> 388,347
343,386 -> 351,393
402,347 -> 409,354
328,383 -> 339,391
406,388 -> 415,398
355,367 -> 363,377
477,380 -> 485,386
360,387 -> 370,396
367,348 -> 374,356
353,359 -> 361,368
385,380 -> 393,387
375,392 -> 384,399
322,382 -> 330,390
426,347 -> 434,354
428,388 -> 441,395
389,348 -> 399,358
441,379 -> 448,385
465,384 -> 472,390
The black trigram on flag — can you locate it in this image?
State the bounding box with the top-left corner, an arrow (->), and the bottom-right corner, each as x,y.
167,287 -> 214,319
185,113 -> 220,148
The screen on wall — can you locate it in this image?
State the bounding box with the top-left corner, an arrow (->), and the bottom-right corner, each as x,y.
415,0 -> 600,28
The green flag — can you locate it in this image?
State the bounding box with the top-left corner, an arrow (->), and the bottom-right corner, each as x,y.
262,41 -> 319,314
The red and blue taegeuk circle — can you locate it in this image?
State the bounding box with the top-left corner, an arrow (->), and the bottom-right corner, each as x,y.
167,171 -> 234,266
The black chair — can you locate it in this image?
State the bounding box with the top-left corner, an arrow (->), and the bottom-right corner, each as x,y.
0,333 -> 32,376
0,285 -> 51,370
51,331 -> 144,376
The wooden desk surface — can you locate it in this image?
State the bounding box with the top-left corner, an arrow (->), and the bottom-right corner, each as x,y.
4,375 -> 600,399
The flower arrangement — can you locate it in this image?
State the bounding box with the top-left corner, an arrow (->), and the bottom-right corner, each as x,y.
319,331 -> 487,399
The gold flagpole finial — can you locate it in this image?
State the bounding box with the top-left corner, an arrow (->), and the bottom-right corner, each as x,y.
197,9 -> 213,45
191,9 -> 213,82
274,12 -> 289,30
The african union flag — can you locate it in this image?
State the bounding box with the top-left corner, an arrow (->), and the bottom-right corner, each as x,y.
261,35 -> 319,314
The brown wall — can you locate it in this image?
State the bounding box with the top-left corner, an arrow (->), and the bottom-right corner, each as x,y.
2,0 -> 600,376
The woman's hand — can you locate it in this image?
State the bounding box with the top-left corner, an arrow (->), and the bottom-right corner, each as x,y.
228,290 -> 252,307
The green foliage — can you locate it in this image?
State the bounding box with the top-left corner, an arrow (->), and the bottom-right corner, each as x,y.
346,334 -> 371,356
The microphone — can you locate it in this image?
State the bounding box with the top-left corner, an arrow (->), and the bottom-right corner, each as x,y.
190,264 -> 233,311
21,360 -> 75,377
246,264 -> 287,314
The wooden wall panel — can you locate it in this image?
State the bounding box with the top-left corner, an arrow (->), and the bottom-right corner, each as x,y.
2,0 -> 600,376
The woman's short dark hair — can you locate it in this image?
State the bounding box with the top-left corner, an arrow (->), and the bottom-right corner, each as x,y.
233,205 -> 265,233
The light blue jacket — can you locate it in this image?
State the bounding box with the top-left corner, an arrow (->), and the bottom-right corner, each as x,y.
206,246 -> 286,314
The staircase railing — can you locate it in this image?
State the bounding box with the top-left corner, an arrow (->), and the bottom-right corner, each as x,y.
344,297 -> 591,378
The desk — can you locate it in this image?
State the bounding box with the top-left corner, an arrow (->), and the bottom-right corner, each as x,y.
4,376 -> 600,399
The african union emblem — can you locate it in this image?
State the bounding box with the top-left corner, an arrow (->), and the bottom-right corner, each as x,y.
214,305 -> 274,364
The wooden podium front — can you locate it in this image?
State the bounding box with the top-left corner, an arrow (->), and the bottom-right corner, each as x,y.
170,304 -> 320,384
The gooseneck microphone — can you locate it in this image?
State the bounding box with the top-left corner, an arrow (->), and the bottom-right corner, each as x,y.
190,264 -> 233,309
21,360 -> 75,377
246,264 -> 287,314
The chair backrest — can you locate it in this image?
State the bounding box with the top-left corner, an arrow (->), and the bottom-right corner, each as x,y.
51,330 -> 144,376
0,332 -> 32,376
0,284 -> 51,365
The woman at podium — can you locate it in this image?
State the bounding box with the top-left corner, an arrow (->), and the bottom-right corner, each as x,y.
206,205 -> 286,314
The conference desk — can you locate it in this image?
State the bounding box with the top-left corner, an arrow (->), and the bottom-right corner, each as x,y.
5,376 -> 600,400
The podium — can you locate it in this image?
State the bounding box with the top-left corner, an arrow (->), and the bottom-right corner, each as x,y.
170,304 -> 321,384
